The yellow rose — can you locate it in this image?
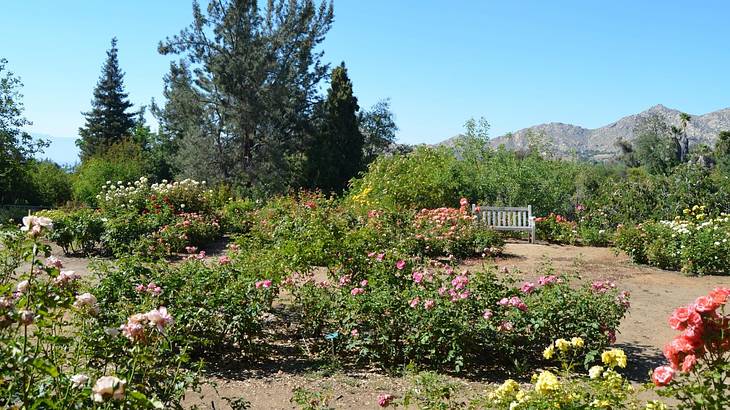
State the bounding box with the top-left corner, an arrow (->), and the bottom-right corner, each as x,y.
600,349 -> 627,369
554,338 -> 570,352
534,371 -> 559,395
543,344 -> 555,360
570,337 -> 584,348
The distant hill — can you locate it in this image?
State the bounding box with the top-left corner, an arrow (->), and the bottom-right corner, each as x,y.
440,105 -> 730,160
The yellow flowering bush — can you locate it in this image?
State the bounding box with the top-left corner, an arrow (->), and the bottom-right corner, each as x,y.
475,339 -> 666,410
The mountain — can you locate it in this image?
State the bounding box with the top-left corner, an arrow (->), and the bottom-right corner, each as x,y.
446,105 -> 730,160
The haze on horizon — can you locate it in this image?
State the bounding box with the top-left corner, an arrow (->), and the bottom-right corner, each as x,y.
2,0 -> 729,165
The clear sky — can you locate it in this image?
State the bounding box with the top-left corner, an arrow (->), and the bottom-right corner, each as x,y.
2,1 -> 729,165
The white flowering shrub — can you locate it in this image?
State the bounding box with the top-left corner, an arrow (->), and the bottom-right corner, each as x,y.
616,206 -> 730,275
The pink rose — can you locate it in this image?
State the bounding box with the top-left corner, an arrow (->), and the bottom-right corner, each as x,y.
520,282 -> 536,294
681,354 -> 697,372
377,393 -> 394,407
395,260 -> 406,270
423,299 -> 435,310
651,366 -> 674,386
145,306 -> 173,333
409,297 -> 420,308
360,279 -> 368,287
482,309 -> 493,320
218,255 -> 231,265
694,295 -> 718,313
350,287 -> 365,296
412,271 -> 424,284
255,280 -> 272,289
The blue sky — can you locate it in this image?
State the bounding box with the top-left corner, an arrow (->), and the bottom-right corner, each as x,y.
2,1 -> 729,165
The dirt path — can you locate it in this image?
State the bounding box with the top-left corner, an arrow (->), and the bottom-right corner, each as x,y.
183,242 -> 730,409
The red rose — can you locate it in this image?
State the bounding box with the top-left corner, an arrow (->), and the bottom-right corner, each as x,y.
681,354 -> 697,372
652,366 -> 675,386
695,296 -> 719,313
682,325 -> 703,345
687,311 -> 703,328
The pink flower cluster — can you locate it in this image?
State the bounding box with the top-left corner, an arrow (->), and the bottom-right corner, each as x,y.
120,306 -> 173,342
591,280 -> 616,293
652,287 -> 730,387
53,270 -> 80,287
377,393 -> 394,407
537,275 -> 559,286
412,199 -> 475,243
497,296 -> 528,311
255,279 -> 272,289
135,282 -> 162,296
519,281 -> 536,294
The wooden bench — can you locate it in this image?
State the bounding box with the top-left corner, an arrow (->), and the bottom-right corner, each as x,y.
471,205 -> 535,243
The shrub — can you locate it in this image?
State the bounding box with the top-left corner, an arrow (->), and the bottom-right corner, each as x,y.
615,206 -> 730,275
38,208 -> 105,254
535,213 -> 578,245
27,160 -> 73,205
91,252 -> 275,358
413,199 -> 504,258
288,256 -> 628,372
0,216 -> 199,408
651,288 -> 730,409
220,198 -> 257,233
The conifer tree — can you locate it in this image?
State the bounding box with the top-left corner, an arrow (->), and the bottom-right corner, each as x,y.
77,38 -> 137,160
307,62 -> 364,192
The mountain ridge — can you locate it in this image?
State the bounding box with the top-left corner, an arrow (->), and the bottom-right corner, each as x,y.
441,105 -> 730,159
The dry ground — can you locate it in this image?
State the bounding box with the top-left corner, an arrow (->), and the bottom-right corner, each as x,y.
41,242 -> 730,409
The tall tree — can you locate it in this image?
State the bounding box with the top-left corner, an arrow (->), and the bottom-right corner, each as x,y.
306,62 -> 364,192
77,38 -> 137,161
0,58 -> 47,203
633,113 -> 680,174
715,131 -> 730,174
359,99 -> 398,164
671,112 -> 692,163
157,0 -> 334,194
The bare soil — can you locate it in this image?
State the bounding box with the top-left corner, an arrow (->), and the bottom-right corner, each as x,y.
42,241 -> 730,409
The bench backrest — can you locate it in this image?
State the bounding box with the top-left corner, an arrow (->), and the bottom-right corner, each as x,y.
471,205 -> 533,228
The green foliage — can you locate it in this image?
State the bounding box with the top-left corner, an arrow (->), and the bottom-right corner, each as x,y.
535,214 -> 578,245
289,258 -> 628,372
72,140 -> 150,206
715,131 -> 730,174
91,255 -> 275,358
633,113 -> 680,174
0,58 -> 49,205
77,38 -> 138,161
38,208 -> 105,254
359,99 -> 398,164
306,62 -> 364,193
27,160 -> 73,205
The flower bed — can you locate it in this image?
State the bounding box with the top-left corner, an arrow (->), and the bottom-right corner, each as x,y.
615,206 -> 730,275
288,253 -> 629,372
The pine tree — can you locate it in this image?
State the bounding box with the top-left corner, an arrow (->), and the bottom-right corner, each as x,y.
77,38 -> 137,160
307,62 -> 364,192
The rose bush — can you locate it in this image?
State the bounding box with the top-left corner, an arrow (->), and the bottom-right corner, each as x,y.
651,288 -> 730,408
0,217 -> 199,408
288,254 -> 628,372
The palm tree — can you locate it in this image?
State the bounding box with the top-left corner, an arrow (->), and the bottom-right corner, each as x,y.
678,112 -> 691,162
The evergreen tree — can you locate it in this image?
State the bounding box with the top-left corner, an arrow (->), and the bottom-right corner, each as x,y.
157,0 -> 334,193
306,62 -> 364,192
77,38 -> 137,161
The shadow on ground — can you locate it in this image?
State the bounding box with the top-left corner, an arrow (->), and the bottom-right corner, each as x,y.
614,342 -> 664,382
